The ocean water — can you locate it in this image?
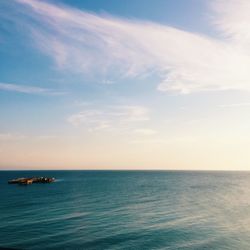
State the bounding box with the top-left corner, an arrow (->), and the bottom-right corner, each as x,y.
1,171 -> 250,250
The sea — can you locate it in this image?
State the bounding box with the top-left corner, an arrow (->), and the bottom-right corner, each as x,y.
1,170 -> 250,250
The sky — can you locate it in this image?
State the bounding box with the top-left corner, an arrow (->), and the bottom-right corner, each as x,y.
1,0 -> 250,170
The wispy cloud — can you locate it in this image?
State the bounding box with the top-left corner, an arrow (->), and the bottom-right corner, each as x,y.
211,0 -> 250,44
68,105 -> 150,131
3,0 -> 250,94
100,80 -> 115,85
0,133 -> 59,141
0,133 -> 27,140
0,82 -> 65,95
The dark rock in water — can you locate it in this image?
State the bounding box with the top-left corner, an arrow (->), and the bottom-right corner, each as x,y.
8,177 -> 55,185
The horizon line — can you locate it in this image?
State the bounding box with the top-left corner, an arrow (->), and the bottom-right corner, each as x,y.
0,169 -> 249,172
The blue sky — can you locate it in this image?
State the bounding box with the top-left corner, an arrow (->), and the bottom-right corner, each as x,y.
1,0 -> 250,170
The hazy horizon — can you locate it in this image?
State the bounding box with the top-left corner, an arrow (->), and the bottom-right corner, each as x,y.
1,0 -> 250,170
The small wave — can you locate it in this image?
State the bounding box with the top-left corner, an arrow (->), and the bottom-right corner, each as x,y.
54,179 -> 64,182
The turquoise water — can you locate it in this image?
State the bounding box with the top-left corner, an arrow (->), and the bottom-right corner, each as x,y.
1,171 -> 250,249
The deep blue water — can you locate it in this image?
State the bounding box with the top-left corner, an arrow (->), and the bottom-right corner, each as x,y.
1,171 -> 250,249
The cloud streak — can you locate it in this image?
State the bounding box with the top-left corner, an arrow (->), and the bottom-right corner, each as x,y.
4,0 -> 250,94
134,129 -> 157,136
68,105 -> 150,131
0,82 -> 64,95
0,133 -> 27,141
219,102 -> 250,108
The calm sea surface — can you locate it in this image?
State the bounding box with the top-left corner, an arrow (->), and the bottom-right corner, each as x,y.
1,171 -> 250,249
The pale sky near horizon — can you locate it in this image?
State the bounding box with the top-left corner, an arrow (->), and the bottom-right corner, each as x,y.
1,0 -> 250,170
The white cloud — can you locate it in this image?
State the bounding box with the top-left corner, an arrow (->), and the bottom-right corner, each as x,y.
68,105 -> 150,131
0,82 -> 64,95
5,0 -> 250,93
211,0 -> 250,44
